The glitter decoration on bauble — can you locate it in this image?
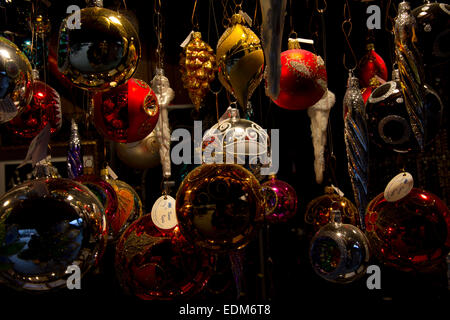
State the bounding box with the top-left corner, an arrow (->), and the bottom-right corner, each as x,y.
261,176 -> 298,224
271,38 -> 327,110
365,188 -> 450,272
176,163 -> 265,252
0,178 -> 107,292
305,186 -> 360,232
57,0 -> 140,91
93,78 -> 159,143
115,215 -> 210,300
309,210 -> 370,284
0,36 -> 33,123
216,12 -> 264,110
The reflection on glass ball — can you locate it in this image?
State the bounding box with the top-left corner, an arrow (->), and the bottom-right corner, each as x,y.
115,215 -> 210,300
261,177 -> 298,223
0,178 -> 107,292
310,211 -> 370,284
365,188 -> 450,272
176,164 -> 265,252
0,36 -> 33,123
305,187 -> 360,232
57,7 -> 140,91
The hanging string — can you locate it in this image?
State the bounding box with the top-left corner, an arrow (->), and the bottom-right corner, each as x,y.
191,0 -> 199,30
342,0 -> 357,72
221,0 -> 231,28
153,0 -> 164,70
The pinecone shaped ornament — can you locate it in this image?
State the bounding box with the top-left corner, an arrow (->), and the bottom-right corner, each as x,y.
180,32 -> 216,111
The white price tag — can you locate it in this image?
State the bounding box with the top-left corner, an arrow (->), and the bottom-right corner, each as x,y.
151,195 -> 178,230
180,30 -> 194,48
106,165 -> 118,180
239,10 -> 252,26
384,172 -> 414,202
331,184 -> 345,197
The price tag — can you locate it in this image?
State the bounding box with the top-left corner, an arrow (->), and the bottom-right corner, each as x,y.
151,195 -> 178,230
331,184 -> 345,197
0,96 -> 18,123
180,30 -> 194,48
239,10 -> 252,26
384,172 -> 414,202
106,165 -> 118,180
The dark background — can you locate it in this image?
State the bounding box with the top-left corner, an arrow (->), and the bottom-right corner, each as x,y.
0,0 -> 448,314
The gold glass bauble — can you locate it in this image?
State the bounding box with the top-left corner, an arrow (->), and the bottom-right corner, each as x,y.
216,13 -> 264,110
0,37 -> 33,123
57,7 -> 140,91
176,163 -> 265,252
305,187 -> 361,232
179,31 -> 216,111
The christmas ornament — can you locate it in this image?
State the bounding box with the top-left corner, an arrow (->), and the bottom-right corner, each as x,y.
216,12 -> 264,110
0,177 -> 107,291
6,74 -> 62,139
116,131 -> 160,169
57,0 -> 140,91
176,164 -> 265,252
271,38 -> 327,110
0,36 -> 33,123
394,1 -> 428,150
305,186 -> 360,232
307,90 -> 335,184
115,215 -> 210,300
365,188 -> 450,272
343,73 -> 368,229
309,209 -> 370,283
101,167 -> 143,240
202,107 -> 269,166
93,78 -> 159,143
358,43 -> 388,89
366,68 -> 443,152
260,0 -> 287,100
67,119 -> 83,179
412,1 -> 450,95
261,176 -> 298,223
179,31 -> 215,111
152,68 -> 175,179
76,169 -> 119,241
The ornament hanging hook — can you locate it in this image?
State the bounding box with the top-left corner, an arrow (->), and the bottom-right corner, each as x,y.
342,0 -> 358,72
191,0 -> 200,30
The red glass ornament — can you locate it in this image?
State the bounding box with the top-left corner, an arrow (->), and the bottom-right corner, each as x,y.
358,43 -> 388,89
365,188 -> 450,272
6,80 -> 62,139
75,173 -> 120,240
115,215 -> 210,300
271,40 -> 327,110
93,78 -> 159,143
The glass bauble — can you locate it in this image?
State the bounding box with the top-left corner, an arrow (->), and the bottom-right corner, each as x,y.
93,78 -> 159,143
365,188 -> 450,272
115,215 -> 210,300
6,80 -> 62,139
57,6 -> 140,91
115,130 -> 160,169
0,36 -> 33,123
261,177 -> 298,223
75,173 -> 119,241
305,187 -> 360,232
271,39 -> 327,110
176,164 -> 265,252
0,178 -> 107,291
310,211 -> 370,284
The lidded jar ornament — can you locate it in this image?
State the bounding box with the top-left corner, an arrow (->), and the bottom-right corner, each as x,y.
179,31 -> 215,111
305,186 -> 360,232
57,0 -> 140,91
0,36 -> 33,123
6,70 -> 62,139
93,78 -> 159,143
0,162 -> 108,292
176,163 -> 265,252
271,38 -> 327,110
115,215 -> 210,300
365,188 -> 450,272
309,209 -> 370,284
216,12 -> 264,110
